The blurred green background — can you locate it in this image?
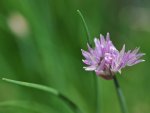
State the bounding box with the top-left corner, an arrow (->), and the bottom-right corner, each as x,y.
0,0 -> 149,113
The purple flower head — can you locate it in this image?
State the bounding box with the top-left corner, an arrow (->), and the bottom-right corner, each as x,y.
81,33 -> 145,80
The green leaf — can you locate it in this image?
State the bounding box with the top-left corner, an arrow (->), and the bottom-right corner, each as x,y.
2,78 -> 59,95
2,78 -> 81,113
0,100 -> 57,113
77,10 -> 99,113
77,10 -> 91,45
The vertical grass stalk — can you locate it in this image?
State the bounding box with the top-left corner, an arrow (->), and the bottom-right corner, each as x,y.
77,10 -> 99,113
77,10 -> 91,44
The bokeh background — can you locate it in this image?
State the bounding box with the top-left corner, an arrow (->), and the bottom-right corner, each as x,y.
0,0 -> 149,113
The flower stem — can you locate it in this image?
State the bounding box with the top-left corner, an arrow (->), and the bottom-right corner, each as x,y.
113,76 -> 129,113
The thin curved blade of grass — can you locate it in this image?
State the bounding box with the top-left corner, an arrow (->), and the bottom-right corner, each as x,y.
2,78 -> 59,95
2,78 -> 81,113
0,100 -> 57,113
77,10 -> 91,45
77,10 -> 99,113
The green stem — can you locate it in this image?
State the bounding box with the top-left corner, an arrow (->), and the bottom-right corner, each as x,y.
113,76 -> 129,113
93,72 -> 99,113
77,10 -> 91,45
77,10 -> 99,113
2,78 -> 81,113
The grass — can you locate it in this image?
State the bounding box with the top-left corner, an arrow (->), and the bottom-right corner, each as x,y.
0,0 -> 149,113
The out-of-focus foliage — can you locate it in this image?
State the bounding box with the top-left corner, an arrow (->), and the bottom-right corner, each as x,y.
0,0 -> 149,113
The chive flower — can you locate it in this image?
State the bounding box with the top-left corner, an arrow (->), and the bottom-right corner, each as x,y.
81,33 -> 145,80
